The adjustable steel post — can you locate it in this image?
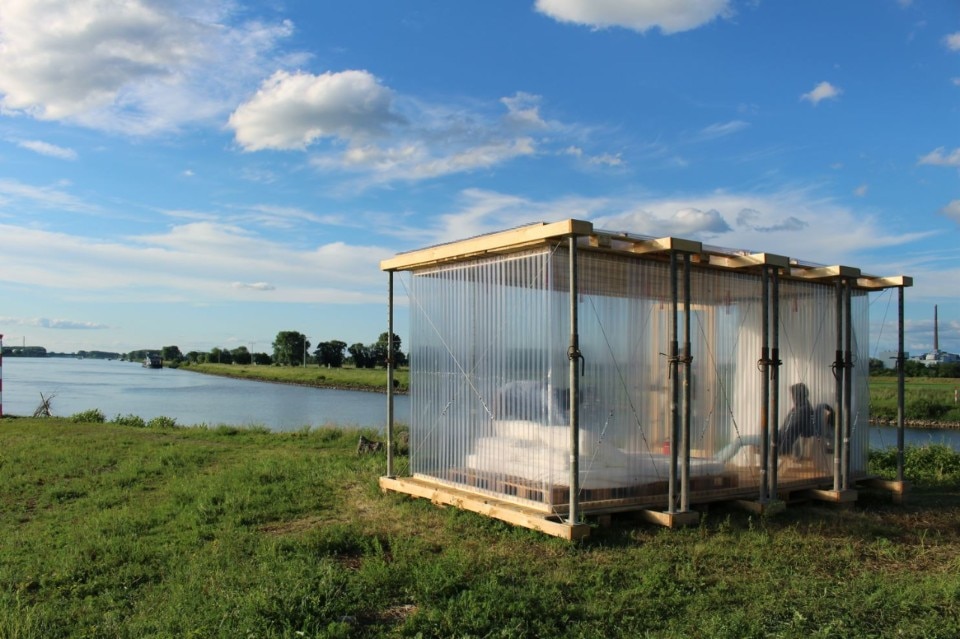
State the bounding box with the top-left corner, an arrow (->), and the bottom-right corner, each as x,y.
386,271 -> 395,478
759,265 -> 770,503
568,236 -> 581,525
681,252 -> 692,513
668,251 -> 680,513
897,285 -> 906,483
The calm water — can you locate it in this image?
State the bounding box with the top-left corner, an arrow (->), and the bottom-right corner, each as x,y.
2,358 -> 958,450
2,358 -> 408,432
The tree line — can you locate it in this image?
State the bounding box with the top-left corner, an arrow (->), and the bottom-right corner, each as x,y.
125,331 -> 407,369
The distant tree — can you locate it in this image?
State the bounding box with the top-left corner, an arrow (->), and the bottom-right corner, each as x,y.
185,351 -> 202,364
348,343 -> 374,369
161,345 -> 183,362
273,331 -> 309,366
252,352 -> 273,365
209,347 -> 233,365
371,332 -> 407,368
231,346 -> 252,365
315,340 -> 347,368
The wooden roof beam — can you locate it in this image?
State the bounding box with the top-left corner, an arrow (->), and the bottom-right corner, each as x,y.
628,236 -> 702,256
708,252 -> 790,270
790,264 -> 861,280
856,275 -> 914,290
381,219 -> 593,271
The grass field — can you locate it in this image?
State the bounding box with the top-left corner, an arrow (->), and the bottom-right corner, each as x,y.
181,362 -> 409,393
870,377 -> 960,424
1,416 -> 958,638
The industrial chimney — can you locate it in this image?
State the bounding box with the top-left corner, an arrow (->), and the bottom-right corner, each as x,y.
934,304 -> 939,353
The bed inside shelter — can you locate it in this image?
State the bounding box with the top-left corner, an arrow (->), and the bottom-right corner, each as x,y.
380,220 -> 911,539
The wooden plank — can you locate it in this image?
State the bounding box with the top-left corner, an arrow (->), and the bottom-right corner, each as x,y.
635,509 -> 700,528
856,275 -> 913,290
796,488 -> 858,503
709,252 -> 790,269
628,236 -> 702,255
380,476 -> 591,540
790,264 -> 861,280
380,219 -> 593,271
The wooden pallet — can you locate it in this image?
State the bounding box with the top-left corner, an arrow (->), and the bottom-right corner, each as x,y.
442,467 -> 739,508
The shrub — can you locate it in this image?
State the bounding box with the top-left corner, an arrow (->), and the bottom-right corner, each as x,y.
869,444 -> 960,485
70,408 -> 106,423
907,394 -> 951,420
147,416 -> 178,429
113,414 -> 147,428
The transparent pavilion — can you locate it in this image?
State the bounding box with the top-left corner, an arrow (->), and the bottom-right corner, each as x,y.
380,220 -> 911,539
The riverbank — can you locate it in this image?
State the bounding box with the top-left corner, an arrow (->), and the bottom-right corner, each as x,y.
2,417 -> 959,637
180,364 -> 960,428
180,362 -> 409,393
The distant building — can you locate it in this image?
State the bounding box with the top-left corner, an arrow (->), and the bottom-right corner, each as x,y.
877,350 -> 907,370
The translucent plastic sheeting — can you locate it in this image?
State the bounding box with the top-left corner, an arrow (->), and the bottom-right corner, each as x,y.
405,246 -> 871,510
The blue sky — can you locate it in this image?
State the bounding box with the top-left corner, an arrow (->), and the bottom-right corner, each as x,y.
0,0 -> 958,357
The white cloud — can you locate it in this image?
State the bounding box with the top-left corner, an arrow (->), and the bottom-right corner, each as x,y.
0,178 -> 101,215
230,75 -> 553,183
232,282 -> 276,291
0,0 -> 294,134
563,146 -> 624,167
944,32 -> 960,51
0,316 -> 108,329
228,70 -> 401,151
800,81 -> 842,105
390,187 -> 933,268
17,140 -> 78,160
698,120 -> 749,140
535,0 -> 732,34
953,78 -> 960,87
941,200 -> 960,222
854,184 -> 868,197
918,147 -> 960,167
501,92 -> 549,130
603,206 -> 732,237
0,221 -> 392,304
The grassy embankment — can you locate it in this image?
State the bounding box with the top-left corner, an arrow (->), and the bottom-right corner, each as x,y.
870,377 -> 960,426
2,415 -> 959,638
181,362 -> 409,393
182,364 -> 960,427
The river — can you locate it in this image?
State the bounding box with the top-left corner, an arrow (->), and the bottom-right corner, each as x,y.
1,358 -> 408,431
2,358 -> 959,451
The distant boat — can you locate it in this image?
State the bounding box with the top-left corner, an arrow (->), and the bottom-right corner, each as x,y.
143,355 -> 163,369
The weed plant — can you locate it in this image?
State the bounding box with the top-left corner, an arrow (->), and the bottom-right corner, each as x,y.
1,417 -> 958,638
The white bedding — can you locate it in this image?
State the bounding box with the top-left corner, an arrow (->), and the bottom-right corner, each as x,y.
465,420 -> 725,489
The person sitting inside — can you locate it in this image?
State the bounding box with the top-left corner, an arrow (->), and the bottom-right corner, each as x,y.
718,382 -> 827,463
779,382 -> 815,457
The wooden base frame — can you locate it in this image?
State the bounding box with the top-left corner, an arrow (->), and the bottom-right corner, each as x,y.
379,476 -> 591,541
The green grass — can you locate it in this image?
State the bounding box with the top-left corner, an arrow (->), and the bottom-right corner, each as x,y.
870,377 -> 960,424
2,416 -> 959,638
182,362 -> 409,393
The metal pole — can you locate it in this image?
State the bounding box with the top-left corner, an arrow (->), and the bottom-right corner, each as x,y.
668,251 -> 680,513
759,265 -> 770,503
386,272 -> 395,478
833,280 -> 844,492
568,237 -> 581,525
842,279 -> 853,490
681,253 -> 692,512
770,268 -> 781,495
896,285 -> 905,483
